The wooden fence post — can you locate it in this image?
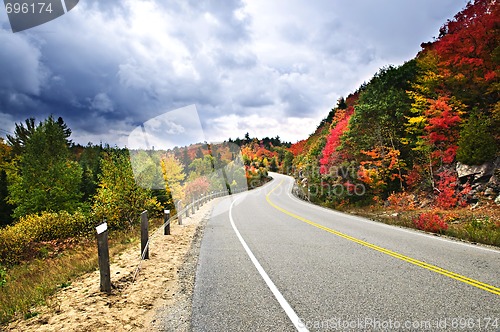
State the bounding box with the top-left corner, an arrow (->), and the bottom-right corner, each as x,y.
177,200 -> 183,225
141,210 -> 149,260
96,222 -> 111,294
164,209 -> 170,235
191,197 -> 195,214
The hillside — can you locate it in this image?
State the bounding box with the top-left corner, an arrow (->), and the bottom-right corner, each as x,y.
0,0 -> 499,326
288,0 -> 499,239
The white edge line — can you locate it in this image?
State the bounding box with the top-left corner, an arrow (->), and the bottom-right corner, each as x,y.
229,195 -> 309,332
276,174 -> 500,254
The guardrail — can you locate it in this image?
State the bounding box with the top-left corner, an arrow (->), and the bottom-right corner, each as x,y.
95,187 -> 249,292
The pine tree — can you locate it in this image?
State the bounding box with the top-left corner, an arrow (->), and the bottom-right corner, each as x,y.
8,116 -> 83,218
456,114 -> 497,165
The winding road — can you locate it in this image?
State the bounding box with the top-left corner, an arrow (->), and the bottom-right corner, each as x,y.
191,173 -> 500,331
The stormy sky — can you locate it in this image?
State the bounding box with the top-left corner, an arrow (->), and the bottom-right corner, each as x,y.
0,0 -> 468,147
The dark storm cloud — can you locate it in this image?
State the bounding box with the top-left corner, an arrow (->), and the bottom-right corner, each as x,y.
0,0 -> 470,145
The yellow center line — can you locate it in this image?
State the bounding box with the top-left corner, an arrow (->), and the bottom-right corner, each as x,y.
265,180 -> 500,296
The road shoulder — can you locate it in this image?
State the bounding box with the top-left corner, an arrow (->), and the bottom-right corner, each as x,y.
148,202 -> 213,331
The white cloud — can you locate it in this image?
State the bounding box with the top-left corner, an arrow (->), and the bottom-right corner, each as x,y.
207,114 -> 318,143
90,93 -> 114,112
0,0 -> 470,145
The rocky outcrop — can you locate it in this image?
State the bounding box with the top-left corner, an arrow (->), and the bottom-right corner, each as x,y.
456,158 -> 500,203
456,160 -> 496,181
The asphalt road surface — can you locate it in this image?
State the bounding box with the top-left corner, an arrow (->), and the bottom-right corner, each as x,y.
191,173 -> 500,331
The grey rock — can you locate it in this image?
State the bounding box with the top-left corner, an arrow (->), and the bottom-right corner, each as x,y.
419,199 -> 431,208
487,174 -> 500,191
484,187 -> 496,197
470,202 -> 480,210
489,173 -> 499,184
456,161 -> 495,181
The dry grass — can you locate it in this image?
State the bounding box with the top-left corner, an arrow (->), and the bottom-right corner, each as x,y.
0,239 -> 98,323
0,218 -> 162,325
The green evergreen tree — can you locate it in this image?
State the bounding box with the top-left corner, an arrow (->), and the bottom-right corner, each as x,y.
0,170 -> 14,226
182,147 -> 190,167
269,157 -> 278,172
8,116 -> 83,218
456,114 -> 497,165
74,143 -> 104,202
6,117 -> 36,156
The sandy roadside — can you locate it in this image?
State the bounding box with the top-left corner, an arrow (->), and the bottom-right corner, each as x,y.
6,199 -> 217,332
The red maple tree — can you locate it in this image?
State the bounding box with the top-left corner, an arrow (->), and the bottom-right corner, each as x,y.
319,107 -> 353,174
424,97 -> 462,164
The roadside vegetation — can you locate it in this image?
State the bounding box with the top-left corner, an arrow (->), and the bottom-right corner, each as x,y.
288,0 -> 499,245
0,116 -> 271,324
0,226 -> 142,323
0,0 -> 498,326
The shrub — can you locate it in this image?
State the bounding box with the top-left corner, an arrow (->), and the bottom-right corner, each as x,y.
413,212 -> 448,233
18,210 -> 93,241
0,224 -> 34,265
435,170 -> 459,209
0,210 -> 93,265
0,265 -> 6,287
387,192 -> 416,211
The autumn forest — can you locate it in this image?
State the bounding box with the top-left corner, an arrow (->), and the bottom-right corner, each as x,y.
0,0 -> 499,322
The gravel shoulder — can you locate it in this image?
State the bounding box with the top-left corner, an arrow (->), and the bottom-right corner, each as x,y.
6,200 -> 217,332
149,204 -> 211,332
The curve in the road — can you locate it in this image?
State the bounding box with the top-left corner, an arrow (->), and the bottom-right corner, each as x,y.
266,179 -> 500,297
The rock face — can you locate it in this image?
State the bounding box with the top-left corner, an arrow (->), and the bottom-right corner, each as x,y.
456,161 -> 496,181
456,158 -> 499,203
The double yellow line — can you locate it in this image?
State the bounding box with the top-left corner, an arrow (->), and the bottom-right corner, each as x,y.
266,180 -> 500,296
